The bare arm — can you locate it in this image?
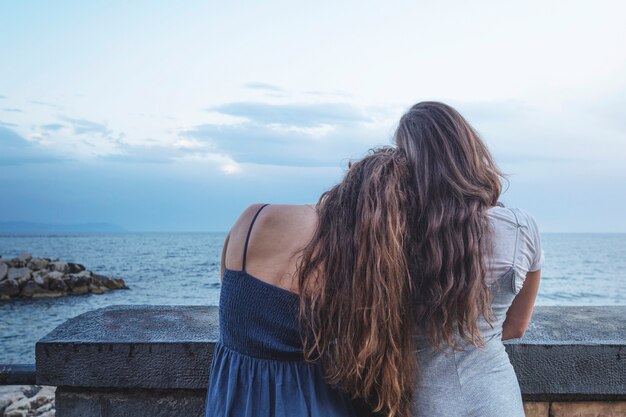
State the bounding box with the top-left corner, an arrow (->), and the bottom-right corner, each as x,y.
220,232 -> 231,282
502,269 -> 541,340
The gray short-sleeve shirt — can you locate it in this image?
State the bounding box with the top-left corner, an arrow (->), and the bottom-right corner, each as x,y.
486,206 -> 544,293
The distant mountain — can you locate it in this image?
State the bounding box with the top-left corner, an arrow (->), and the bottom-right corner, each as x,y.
0,221 -> 127,233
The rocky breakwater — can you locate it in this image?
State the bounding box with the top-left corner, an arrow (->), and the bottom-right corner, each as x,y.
0,386 -> 55,417
0,252 -> 128,300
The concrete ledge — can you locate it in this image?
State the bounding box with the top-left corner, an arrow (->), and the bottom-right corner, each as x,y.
55,387 -> 206,417
505,306 -> 625,400
36,305 -> 625,400
36,305 -> 219,389
0,363 -> 36,385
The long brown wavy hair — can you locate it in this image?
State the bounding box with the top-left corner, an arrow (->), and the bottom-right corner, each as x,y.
297,102 -> 504,417
297,147 -> 417,417
394,102 -> 503,350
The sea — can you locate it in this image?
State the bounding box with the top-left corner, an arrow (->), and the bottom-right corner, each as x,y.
1,232 -> 625,364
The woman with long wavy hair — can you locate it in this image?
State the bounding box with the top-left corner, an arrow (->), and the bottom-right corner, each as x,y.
205,102 -> 543,417
390,101 -> 543,416
205,147 -> 416,417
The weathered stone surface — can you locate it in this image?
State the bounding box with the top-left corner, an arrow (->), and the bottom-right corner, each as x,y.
88,284 -> 106,294
49,261 -> 68,273
0,278 -> 20,297
0,262 -> 8,280
7,259 -> 25,267
45,271 -> 64,280
21,281 -> 44,298
37,305 -> 219,389
523,401 -> 549,417
550,401 -> 626,416
47,275 -> 68,292
0,385 -> 55,417
16,252 -> 33,262
67,262 -> 86,273
8,267 -> 31,282
71,270 -> 91,279
505,306 -> 625,400
33,272 -> 47,287
69,284 -> 89,295
56,387 -> 203,417
113,278 -> 128,289
94,274 -> 128,289
33,289 -> 65,298
27,258 -> 49,271
36,306 -> 625,400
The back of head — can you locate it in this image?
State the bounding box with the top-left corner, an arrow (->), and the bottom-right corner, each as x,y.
297,147 -> 417,417
394,101 -> 503,348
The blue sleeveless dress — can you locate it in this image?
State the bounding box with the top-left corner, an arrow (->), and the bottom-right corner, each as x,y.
204,204 -> 373,417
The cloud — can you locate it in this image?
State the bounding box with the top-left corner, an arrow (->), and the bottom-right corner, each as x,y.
304,90 -> 353,98
183,122 -> 384,167
0,120 -> 18,128
40,123 -> 66,132
3,108 -> 23,113
243,82 -> 284,92
183,101 -> 391,167
99,137 -> 221,164
0,95 -> 6,99
0,126 -> 66,165
209,102 -> 371,128
28,100 -> 62,109
60,116 -> 112,136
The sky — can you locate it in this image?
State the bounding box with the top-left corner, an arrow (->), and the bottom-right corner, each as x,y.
1,0 -> 625,232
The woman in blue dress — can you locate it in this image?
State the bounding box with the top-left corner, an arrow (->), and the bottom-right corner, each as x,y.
205,102 -> 542,417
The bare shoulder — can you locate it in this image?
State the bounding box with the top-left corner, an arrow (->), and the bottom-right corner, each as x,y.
231,203 -> 316,228
223,203 -> 317,289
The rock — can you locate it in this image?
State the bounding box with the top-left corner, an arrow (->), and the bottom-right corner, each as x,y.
68,274 -> 90,294
68,273 -> 90,288
89,284 -> 106,294
7,267 -> 30,282
1,256 -> 126,300
21,281 -> 43,298
20,386 -> 42,398
33,289 -> 64,298
0,386 -> 25,412
18,274 -> 33,287
70,284 -> 89,295
46,273 -> 68,292
2,385 -> 55,416
7,259 -> 25,268
114,278 -> 129,289
45,271 -> 64,280
29,386 -> 55,410
67,262 -> 86,273
33,272 -> 48,287
27,258 -> 49,271
91,273 -> 107,286
4,410 -> 28,417
0,278 -> 20,297
49,261 -> 68,273
72,270 -> 91,279
16,252 -> 32,262
0,262 -> 7,280
35,401 -> 54,413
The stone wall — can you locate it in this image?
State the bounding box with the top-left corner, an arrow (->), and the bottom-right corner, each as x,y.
33,305 -> 625,417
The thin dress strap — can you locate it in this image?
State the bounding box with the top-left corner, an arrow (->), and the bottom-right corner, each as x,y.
242,204 -> 270,272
